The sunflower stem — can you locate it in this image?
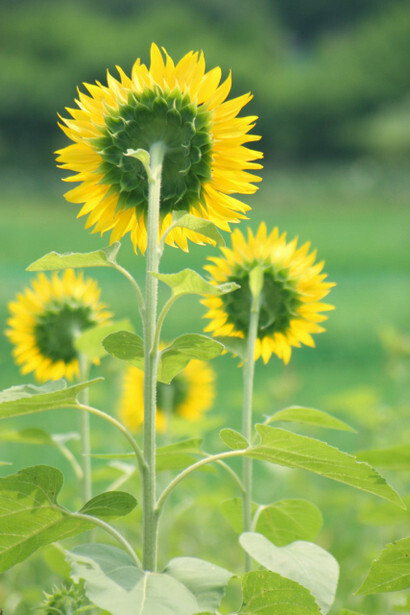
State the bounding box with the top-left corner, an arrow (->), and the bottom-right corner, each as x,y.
242,288 -> 261,573
142,142 -> 166,571
78,354 -> 92,503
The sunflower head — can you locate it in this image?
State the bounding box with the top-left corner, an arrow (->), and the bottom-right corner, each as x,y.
6,269 -> 112,382
119,359 -> 216,432
56,43 -> 262,253
202,223 -> 335,364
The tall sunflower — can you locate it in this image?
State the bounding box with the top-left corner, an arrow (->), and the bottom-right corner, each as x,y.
202,223 -> 335,364
56,43 -> 262,253
119,360 -> 215,432
6,269 -> 112,382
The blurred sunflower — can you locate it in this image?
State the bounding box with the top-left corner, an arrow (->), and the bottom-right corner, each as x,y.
119,360 -> 215,432
202,223 -> 335,364
56,43 -> 262,253
6,269 -> 112,382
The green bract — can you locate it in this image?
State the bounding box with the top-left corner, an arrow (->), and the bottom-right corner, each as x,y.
95,87 -> 213,214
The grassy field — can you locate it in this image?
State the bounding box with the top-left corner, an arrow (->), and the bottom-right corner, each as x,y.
0,162 -> 409,612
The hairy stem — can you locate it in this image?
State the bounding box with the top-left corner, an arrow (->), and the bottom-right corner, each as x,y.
242,292 -> 260,572
141,142 -> 166,571
78,354 -> 92,502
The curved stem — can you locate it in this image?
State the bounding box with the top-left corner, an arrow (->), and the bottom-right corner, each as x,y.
78,354 -> 92,502
142,142 -> 166,571
156,449 -> 245,515
75,402 -> 145,476
203,455 -> 245,494
69,511 -> 141,568
113,262 -> 145,321
242,292 -> 260,572
55,439 -> 83,482
153,294 -> 178,352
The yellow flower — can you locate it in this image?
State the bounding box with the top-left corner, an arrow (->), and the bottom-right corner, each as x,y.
119,360 -> 216,432
202,223 -> 335,364
6,269 -> 112,382
56,43 -> 262,253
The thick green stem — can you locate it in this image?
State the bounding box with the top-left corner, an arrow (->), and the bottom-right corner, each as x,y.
78,354 -> 92,502
142,142 -> 166,571
242,292 -> 260,572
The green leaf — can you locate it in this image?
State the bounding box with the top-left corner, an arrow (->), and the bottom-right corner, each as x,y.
247,425 -> 405,508
68,543 -> 201,615
356,537 -> 410,595
103,331 -> 144,369
356,445 -> 410,470
0,427 -> 54,445
26,243 -> 121,271
240,532 -> 339,614
167,212 -> 225,247
266,406 -> 356,433
220,428 -> 249,450
255,499 -> 323,547
153,269 -> 238,298
215,336 -> 247,360
0,466 -> 136,572
164,557 -> 232,611
340,610 -> 365,615
79,491 -> 137,520
156,439 -> 203,472
158,335 -> 223,384
75,319 -> 134,361
0,378 -> 103,419
220,498 -> 259,534
238,570 -> 321,615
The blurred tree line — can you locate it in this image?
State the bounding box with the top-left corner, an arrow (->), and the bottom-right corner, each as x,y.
1,0 -> 409,169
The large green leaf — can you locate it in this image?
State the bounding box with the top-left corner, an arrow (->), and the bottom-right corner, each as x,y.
158,335 -> 223,384
0,378 -> 103,419
356,537 -> 410,595
240,532 -> 339,614
156,439 -> 203,472
247,425 -> 405,508
153,269 -> 237,298
238,570 -> 321,615
68,543 -> 201,615
356,445 -> 410,470
255,499 -> 323,547
75,319 -> 134,361
26,243 -> 120,271
266,406 -> 355,433
0,466 -> 137,572
164,212 -> 225,247
164,557 -> 232,612
102,330 -> 144,369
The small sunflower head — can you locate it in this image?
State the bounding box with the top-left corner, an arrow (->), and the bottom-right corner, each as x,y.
119,359 -> 216,432
6,269 -> 112,382
56,43 -> 262,253
202,223 -> 335,364
40,582 -> 87,614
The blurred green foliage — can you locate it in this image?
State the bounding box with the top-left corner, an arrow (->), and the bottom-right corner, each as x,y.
1,0 -> 410,165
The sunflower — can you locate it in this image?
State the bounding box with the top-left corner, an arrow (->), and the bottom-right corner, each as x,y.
202,223 -> 335,364
118,360 -> 216,432
56,43 -> 262,253
6,269 -> 112,382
